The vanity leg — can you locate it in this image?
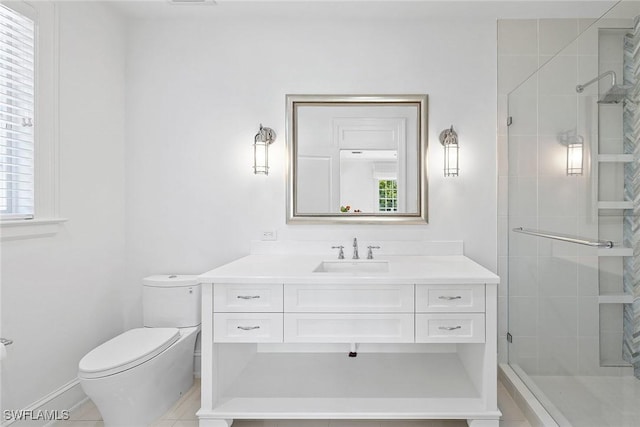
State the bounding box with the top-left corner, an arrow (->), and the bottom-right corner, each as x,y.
467,419 -> 499,427
199,419 -> 233,427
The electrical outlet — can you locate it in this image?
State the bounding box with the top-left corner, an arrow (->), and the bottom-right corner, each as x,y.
261,230 -> 277,241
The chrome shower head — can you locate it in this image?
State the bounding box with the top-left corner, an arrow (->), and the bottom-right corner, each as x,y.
576,71 -> 629,104
597,84 -> 629,104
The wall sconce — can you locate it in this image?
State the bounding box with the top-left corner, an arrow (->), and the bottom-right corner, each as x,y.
439,125 -> 459,177
566,136 -> 584,176
253,124 -> 276,175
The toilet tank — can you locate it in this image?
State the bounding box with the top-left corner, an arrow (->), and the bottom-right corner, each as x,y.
142,275 -> 201,327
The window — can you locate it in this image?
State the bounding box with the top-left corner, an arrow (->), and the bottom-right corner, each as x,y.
0,3 -> 35,220
0,1 -> 61,239
378,179 -> 398,212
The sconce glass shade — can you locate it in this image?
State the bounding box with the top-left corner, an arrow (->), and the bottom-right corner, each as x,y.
443,143 -> 459,177
439,126 -> 459,177
567,139 -> 583,176
253,124 -> 276,175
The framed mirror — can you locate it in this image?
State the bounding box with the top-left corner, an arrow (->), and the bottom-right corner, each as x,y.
286,94 -> 428,224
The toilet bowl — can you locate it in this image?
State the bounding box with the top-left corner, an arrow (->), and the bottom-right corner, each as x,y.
78,275 -> 201,427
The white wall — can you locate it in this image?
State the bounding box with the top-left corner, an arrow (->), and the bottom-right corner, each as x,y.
125,8 -> 499,325
0,1 -> 128,412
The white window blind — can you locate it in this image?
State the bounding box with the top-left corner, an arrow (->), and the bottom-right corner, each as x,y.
0,4 -> 35,220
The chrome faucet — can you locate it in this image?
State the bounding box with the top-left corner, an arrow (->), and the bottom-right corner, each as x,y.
332,245 -> 345,259
367,245 -> 380,259
352,238 -> 359,259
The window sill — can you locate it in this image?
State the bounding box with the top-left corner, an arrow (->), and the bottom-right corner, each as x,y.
1,218 -> 68,241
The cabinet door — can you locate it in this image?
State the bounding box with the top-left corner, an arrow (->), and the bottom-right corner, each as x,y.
284,313 -> 414,343
213,313 -> 283,343
214,284 -> 283,312
284,284 -> 414,313
415,284 -> 485,312
415,313 -> 485,343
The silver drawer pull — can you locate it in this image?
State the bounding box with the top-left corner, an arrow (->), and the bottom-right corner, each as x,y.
438,296 -> 462,300
237,295 -> 261,300
1,338 -> 13,346
237,326 -> 260,331
438,326 -> 462,331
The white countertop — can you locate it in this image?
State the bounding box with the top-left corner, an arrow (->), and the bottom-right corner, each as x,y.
198,255 -> 499,285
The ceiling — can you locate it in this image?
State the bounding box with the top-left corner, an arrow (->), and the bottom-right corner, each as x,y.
109,0 -> 625,21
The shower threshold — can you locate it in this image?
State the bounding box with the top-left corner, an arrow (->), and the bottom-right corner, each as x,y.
501,364 -> 640,427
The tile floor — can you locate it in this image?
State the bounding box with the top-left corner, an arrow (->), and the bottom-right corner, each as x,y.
531,375 -> 640,427
56,379 -> 531,427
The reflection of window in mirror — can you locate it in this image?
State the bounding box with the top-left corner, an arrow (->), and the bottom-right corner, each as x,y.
378,180 -> 398,212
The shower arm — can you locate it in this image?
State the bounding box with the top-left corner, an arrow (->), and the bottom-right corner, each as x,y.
576,71 -> 616,93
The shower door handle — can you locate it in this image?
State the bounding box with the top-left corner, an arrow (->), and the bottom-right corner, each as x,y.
513,227 -> 614,248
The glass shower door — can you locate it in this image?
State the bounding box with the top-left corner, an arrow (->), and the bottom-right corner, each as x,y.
506,5 -> 640,425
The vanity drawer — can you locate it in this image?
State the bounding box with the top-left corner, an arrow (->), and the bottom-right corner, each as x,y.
284,313 -> 414,343
213,313 -> 283,343
415,284 -> 485,313
284,284 -> 414,313
415,313 -> 485,343
213,283 -> 283,312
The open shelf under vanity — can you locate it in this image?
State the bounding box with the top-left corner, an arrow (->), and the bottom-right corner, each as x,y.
203,350 -> 491,420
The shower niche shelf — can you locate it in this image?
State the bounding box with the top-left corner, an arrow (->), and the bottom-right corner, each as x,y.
601,358 -> 633,368
596,201 -> 634,210
597,154 -> 634,163
597,247 -> 633,257
598,293 -> 633,304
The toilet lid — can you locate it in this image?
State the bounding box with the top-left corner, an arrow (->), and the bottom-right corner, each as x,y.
78,328 -> 180,379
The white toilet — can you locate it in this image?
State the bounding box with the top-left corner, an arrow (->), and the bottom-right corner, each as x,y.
78,275 -> 201,427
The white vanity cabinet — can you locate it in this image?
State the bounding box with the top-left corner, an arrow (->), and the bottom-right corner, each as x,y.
198,255 -> 501,427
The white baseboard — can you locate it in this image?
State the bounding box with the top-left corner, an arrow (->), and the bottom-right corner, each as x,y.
2,378 -> 86,427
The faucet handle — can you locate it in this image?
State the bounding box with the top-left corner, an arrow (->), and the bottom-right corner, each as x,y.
332,245 -> 345,259
367,245 -> 381,259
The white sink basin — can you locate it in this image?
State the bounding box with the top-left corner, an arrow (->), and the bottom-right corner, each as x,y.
313,260 -> 389,273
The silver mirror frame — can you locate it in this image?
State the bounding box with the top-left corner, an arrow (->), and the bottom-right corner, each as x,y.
286,94 -> 428,224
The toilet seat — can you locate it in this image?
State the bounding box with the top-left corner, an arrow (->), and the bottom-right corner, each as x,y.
78,328 -> 180,379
